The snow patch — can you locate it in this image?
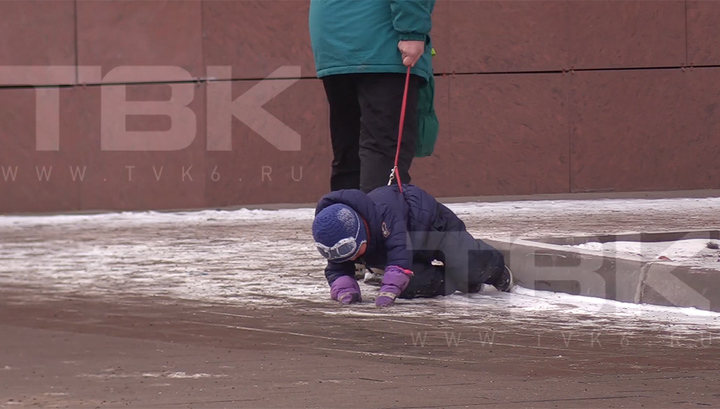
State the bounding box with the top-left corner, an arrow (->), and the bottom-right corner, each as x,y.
569,239 -> 720,267
2,196 -> 720,334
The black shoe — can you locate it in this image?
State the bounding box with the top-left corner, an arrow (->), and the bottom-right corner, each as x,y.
493,266 -> 515,292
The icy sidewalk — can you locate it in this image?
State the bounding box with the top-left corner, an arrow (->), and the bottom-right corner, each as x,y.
1,196 -> 720,335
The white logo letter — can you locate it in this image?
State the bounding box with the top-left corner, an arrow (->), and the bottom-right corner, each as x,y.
101,66 -> 196,151
206,66 -> 301,151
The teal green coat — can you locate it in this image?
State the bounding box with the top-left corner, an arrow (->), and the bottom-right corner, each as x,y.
308,0 -> 436,82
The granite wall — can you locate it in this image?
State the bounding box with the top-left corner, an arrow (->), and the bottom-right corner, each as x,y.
1,0 -> 719,214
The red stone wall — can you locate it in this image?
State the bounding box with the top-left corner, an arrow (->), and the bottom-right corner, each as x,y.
1,0 -> 719,214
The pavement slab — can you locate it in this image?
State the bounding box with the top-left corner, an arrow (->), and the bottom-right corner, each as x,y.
1,194 -> 720,408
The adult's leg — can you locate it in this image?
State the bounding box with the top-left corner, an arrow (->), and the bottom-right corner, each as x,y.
321,74 -> 362,191
356,73 -> 422,193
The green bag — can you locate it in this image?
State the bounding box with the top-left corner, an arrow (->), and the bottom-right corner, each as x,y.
415,48 -> 439,158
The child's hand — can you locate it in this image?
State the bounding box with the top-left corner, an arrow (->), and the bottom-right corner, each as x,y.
330,275 -> 362,305
338,291 -> 361,305
375,266 -> 412,307
375,292 -> 398,307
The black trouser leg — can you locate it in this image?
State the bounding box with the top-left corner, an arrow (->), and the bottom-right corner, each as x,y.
400,259 -> 457,299
473,238 -> 506,289
356,73 -> 421,193
428,204 -> 506,293
321,75 -> 362,191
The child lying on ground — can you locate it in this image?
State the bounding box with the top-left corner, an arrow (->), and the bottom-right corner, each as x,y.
311,184 -> 514,307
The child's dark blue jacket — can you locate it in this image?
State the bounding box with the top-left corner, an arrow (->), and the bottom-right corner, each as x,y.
314,184 -> 441,285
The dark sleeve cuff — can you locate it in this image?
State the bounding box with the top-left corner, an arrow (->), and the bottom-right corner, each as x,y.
399,32 -> 427,42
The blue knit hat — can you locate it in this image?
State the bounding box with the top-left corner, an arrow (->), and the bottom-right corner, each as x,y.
312,203 -> 368,263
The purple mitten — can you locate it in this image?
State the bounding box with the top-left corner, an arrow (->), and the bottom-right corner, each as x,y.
330,275 -> 361,304
375,266 -> 413,307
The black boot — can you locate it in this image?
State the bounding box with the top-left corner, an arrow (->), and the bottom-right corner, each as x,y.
492,266 -> 515,292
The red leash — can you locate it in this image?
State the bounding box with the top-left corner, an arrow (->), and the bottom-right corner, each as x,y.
389,66 -> 412,194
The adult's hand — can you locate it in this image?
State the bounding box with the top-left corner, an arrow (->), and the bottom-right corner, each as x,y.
398,40 -> 425,67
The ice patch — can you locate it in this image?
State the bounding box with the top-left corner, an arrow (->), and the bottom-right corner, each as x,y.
79,371 -> 226,379
2,196 -> 720,335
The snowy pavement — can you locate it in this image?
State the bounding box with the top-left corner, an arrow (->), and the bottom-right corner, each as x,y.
2,196 -> 720,339
3,196 -> 720,408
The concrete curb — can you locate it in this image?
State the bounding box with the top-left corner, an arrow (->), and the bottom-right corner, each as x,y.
486,229 -> 720,312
